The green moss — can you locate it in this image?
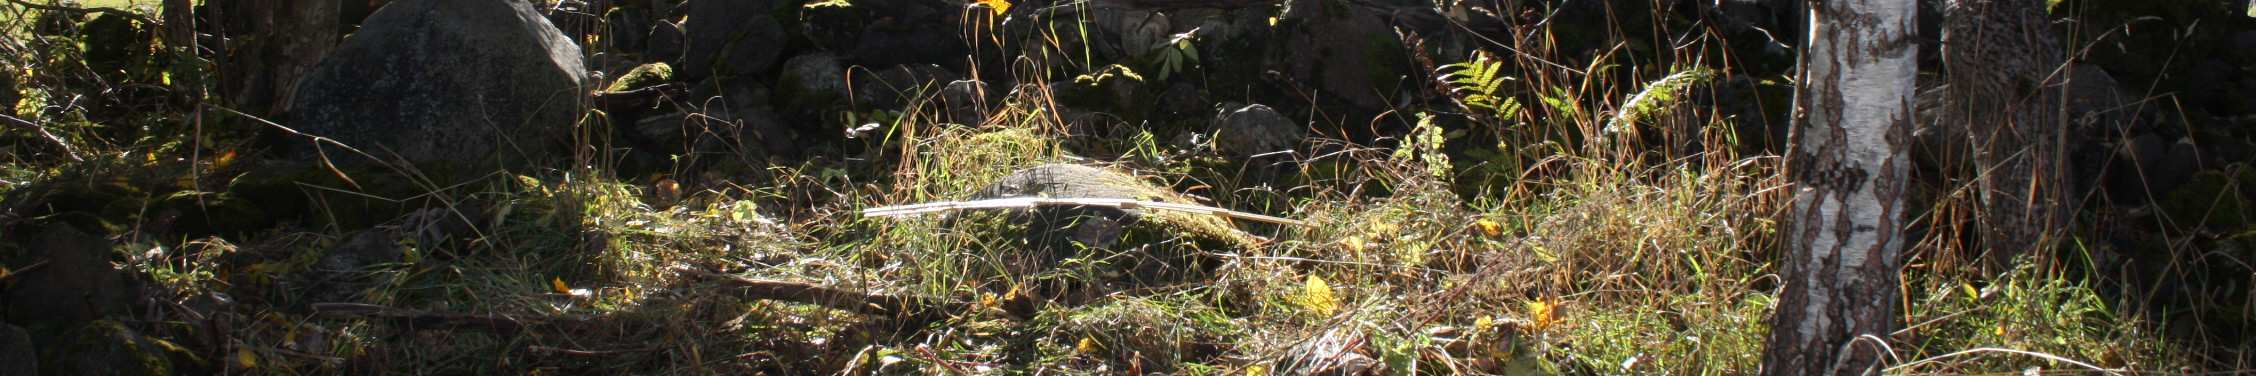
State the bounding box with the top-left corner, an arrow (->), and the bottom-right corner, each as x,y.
46,320 -> 177,376
2158,166 -> 2256,231
604,62 -> 674,92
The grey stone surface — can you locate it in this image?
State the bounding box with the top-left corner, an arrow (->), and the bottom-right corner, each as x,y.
289,0 -> 590,165
0,323 -> 34,376
1211,104 -> 1304,158
778,53 -> 848,108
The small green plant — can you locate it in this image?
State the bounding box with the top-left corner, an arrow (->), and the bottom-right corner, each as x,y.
1436,51 -> 1522,121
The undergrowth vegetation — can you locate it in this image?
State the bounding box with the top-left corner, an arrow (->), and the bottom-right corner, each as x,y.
0,0 -> 2227,374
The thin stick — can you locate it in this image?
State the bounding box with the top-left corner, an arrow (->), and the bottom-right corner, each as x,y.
676,267 -> 957,319
2,0 -> 157,25
0,114 -> 82,161
861,197 -> 1307,227
310,303 -> 537,333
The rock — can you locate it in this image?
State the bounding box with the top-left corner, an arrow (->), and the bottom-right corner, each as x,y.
679,0 -> 786,80
604,6 -> 654,54
0,323 -> 35,376
850,64 -> 957,110
543,0 -> 603,41
1211,104 -> 1304,159
2065,64 -> 2138,133
2103,134 -> 2172,203
44,320 -> 176,376
315,230 -> 406,276
938,79 -> 991,124
845,1 -> 965,71
1269,0 -> 1414,123
289,0 -> 590,166
1155,82 -> 1209,119
675,79 -> 796,157
2158,167 -> 2256,233
2,223 -> 134,331
778,53 -> 849,109
646,20 -> 686,62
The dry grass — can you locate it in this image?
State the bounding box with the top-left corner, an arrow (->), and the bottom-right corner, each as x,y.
0,0 -> 2220,374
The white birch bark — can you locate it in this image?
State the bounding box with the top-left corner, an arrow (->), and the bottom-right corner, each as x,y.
1761,0 -> 1917,373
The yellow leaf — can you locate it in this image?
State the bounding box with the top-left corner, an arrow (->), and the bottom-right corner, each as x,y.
235,347 -> 258,369
1473,218 -> 1502,237
1246,365 -> 1269,376
0,266 -> 10,280
1525,298 -> 1556,331
1368,223 -> 1400,237
1341,236 -> 1366,253
211,150 -> 238,170
1301,275 -> 1339,316
1075,337 -> 1098,354
974,0 -> 1011,15
551,276 -> 570,294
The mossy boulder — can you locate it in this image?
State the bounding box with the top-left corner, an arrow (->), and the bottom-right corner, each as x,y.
604,62 -> 674,92
2158,166 -> 2256,233
42,320 -> 184,376
0,223 -> 135,332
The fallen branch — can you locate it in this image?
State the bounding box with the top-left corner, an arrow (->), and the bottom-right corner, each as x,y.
861,197 -> 1307,227
676,267 -> 960,321
2,0 -> 157,25
0,114 -> 83,161
526,345 -> 660,357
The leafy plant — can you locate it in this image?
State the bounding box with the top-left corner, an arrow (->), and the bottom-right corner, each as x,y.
1436,51 -> 1522,120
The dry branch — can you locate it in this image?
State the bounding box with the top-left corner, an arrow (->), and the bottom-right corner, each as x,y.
311,303 -> 544,333
0,114 -> 83,161
677,267 -> 962,320
860,197 -> 1307,227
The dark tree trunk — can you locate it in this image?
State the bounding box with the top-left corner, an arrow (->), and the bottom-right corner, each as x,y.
1943,0 -> 2066,269
210,0 -> 340,117
1762,0 -> 1917,374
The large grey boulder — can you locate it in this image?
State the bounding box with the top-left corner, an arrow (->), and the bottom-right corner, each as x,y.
289,0 -> 590,165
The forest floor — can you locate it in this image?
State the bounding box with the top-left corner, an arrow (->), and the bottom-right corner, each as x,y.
0,0 -> 2241,374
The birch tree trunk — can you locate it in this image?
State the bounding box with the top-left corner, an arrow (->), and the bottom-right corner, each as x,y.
1943,0 -> 2065,269
1762,0 -> 1917,373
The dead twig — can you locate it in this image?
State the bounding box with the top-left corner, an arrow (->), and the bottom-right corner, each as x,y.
310,303 -> 543,333
861,197 -> 1307,227
676,267 -> 961,321
0,114 -> 83,161
526,345 -> 661,357
2,0 -> 158,25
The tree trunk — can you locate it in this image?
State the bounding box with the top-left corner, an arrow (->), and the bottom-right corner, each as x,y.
1762,0 -> 1917,373
1943,0 -> 2065,269
211,0 -> 340,117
